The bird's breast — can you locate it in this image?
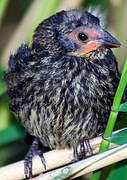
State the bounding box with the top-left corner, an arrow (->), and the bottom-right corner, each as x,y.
36,62 -> 114,148
19,55 -> 118,149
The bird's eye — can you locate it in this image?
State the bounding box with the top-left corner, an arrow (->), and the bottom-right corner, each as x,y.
78,32 -> 88,42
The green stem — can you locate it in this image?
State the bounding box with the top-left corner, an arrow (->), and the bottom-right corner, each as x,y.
0,0 -> 9,25
91,58 -> 127,180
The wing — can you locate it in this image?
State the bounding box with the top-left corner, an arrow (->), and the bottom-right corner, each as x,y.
5,43 -> 32,112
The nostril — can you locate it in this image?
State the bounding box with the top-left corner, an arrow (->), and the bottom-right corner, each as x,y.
104,35 -> 108,38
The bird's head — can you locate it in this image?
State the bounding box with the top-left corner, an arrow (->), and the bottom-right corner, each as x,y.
32,9 -> 121,58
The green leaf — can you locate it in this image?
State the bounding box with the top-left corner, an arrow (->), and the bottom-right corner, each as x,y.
107,128 -> 127,145
0,0 -> 9,25
0,122 -> 25,147
117,102 -> 127,112
0,67 -> 6,95
91,58 -> 127,180
107,160 -> 127,180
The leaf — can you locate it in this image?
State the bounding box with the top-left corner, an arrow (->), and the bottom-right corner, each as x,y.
0,122 -> 25,147
107,159 -> 127,180
106,128 -> 127,145
0,0 -> 9,25
0,67 -> 6,95
91,58 -> 127,180
117,102 -> 127,112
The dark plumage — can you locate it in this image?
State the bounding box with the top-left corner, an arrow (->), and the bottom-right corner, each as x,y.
5,9 -> 121,178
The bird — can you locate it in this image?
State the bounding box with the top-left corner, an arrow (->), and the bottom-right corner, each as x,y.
5,9 -> 121,178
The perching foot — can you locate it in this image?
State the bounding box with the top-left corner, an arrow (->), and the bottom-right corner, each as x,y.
73,139 -> 93,161
24,137 -> 46,179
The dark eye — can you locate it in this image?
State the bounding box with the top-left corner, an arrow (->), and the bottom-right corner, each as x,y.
78,32 -> 88,41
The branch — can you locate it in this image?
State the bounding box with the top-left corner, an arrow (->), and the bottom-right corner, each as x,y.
0,128 -> 124,180
33,143 -> 127,180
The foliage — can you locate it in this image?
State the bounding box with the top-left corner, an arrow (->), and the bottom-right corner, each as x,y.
0,0 -> 9,25
0,122 -> 25,147
0,67 -> 6,95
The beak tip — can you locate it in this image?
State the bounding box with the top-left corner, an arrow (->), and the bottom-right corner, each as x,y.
99,29 -> 121,48
114,39 -> 121,47
119,42 -> 122,47
114,41 -> 121,48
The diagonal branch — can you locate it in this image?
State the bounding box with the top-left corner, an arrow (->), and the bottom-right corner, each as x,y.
0,128 -> 125,180
0,135 -> 103,180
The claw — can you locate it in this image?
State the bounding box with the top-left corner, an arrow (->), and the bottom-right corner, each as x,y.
37,149 -> 46,170
80,141 -> 86,158
24,137 -> 46,179
85,139 -> 93,155
73,139 -> 93,161
73,144 -> 79,161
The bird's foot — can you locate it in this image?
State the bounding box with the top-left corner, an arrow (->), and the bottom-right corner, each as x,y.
24,137 -> 46,179
73,139 -> 93,161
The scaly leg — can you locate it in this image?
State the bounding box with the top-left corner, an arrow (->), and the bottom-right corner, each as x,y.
24,137 -> 46,179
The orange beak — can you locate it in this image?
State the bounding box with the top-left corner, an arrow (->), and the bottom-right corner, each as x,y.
80,28 -> 121,56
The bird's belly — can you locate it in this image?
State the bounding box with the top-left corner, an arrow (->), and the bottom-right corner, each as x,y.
21,77 -> 113,149
26,102 -> 109,149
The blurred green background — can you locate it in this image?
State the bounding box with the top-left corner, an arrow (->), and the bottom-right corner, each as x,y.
0,0 -> 127,179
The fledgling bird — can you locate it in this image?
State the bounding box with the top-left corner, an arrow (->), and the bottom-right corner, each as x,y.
5,9 -> 121,178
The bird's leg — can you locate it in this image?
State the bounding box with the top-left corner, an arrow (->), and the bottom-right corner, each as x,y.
24,137 -> 46,179
85,139 -> 93,155
73,144 -> 79,161
73,139 -> 93,161
80,141 -> 86,159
